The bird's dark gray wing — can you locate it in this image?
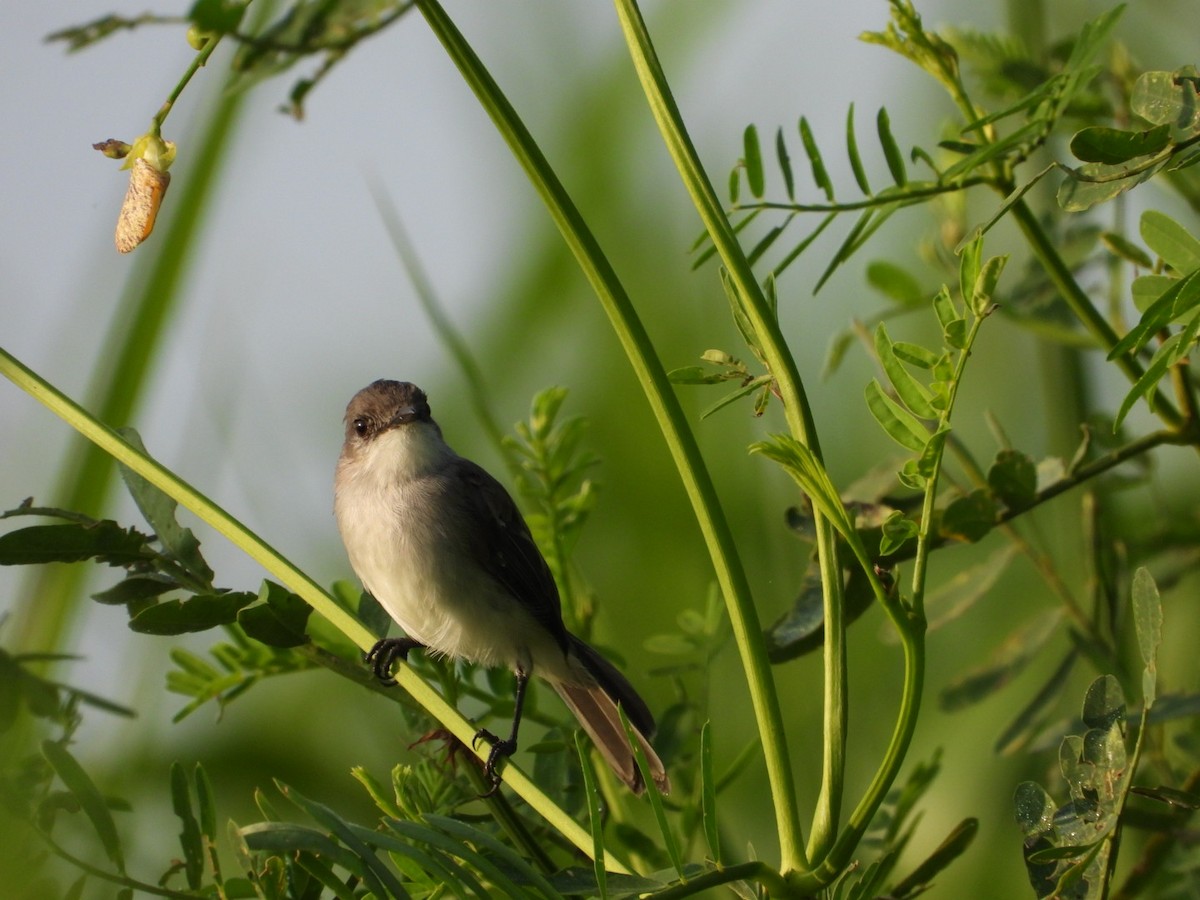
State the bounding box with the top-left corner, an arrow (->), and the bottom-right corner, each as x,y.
444,457 -> 569,652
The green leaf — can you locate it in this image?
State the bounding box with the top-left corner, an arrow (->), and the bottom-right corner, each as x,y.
170,762 -> 204,889
846,103 -> 871,194
42,740 -> 125,872
1132,274 -> 1175,312
1058,157 -> 1166,211
875,323 -> 937,419
238,581 -> 312,648
128,591 -> 256,635
1013,781 -> 1055,836
1131,68 -> 1200,137
922,545 -> 1019,635
0,522 -> 150,566
743,124 -> 764,198
940,610 -> 1061,710
987,449 -> 1037,511
775,127 -> 794,201
877,107 -> 907,185
1108,269 -> 1200,359
1101,231 -> 1154,269
1114,329 -> 1191,427
1131,785 -> 1200,809
939,490 -> 997,543
799,116 -> 833,201
1082,674 -> 1126,731
189,0 -> 248,33
890,818 -> 978,896
700,721 -> 720,865
879,510 -> 918,557
1070,124 -> 1171,164
1140,210 -> 1200,273
750,436 -> 857,546
620,708 -> 683,880
866,261 -> 924,306
91,575 -> 176,605
574,731 -> 607,899
279,783 -> 408,900
865,379 -> 929,452
958,235 -> 982,311
1132,567 -> 1162,670
194,763 -> 218,842
423,816 -> 562,900
117,428 -> 214,587
932,285 -> 960,335
972,254 -> 1008,315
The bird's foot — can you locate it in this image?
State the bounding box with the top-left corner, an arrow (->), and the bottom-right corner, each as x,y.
472,729 -> 516,797
365,637 -> 422,685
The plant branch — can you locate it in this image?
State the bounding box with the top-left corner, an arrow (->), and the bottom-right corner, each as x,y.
0,346 -> 617,871
612,0 -> 823,868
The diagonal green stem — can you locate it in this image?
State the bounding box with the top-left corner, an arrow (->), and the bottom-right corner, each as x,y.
412,0 -> 806,869
0,346 -> 620,872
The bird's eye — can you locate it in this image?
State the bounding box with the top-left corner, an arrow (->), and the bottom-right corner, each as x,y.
353,417 -> 370,437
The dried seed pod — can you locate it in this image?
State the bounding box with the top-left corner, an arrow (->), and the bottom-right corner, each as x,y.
115,157 -> 170,254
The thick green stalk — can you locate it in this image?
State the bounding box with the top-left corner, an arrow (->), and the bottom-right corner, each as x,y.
0,347 -> 620,872
613,0 -> 847,867
412,0 -> 804,868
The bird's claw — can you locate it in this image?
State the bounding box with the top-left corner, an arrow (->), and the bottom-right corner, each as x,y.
365,637 -> 420,685
472,728 -> 516,797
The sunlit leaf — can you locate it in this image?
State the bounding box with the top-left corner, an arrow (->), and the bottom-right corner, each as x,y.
42,740 -> 125,871
1081,674 -> 1125,731
799,116 -> 833,201
940,609 -> 1062,710
866,261 -> 924,306
846,103 -> 871,194
865,379 -> 929,451
877,106 -> 907,185
875,323 -> 937,419
1131,68 -> 1200,137
1140,209 -> 1200,273
743,124 -> 764,198
1101,231 -> 1153,269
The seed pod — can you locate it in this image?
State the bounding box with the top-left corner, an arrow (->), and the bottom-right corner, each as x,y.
115,157 -> 170,254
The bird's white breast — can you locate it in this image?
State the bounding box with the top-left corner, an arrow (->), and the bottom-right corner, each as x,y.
334,425 -> 569,678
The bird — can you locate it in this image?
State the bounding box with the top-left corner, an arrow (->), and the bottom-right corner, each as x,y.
334,379 -> 669,794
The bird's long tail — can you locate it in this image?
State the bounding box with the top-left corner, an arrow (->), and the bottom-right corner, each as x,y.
554,636 -> 670,795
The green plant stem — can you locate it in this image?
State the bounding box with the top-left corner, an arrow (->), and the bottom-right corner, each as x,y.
151,27 -> 224,134
411,0 -> 806,870
34,829 -> 200,900
0,346 -> 622,873
613,0 -> 842,869
741,176 -> 989,213
791,623 -> 924,892
650,860 -> 792,899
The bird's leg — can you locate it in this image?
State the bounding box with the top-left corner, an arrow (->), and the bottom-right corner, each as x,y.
472,667 -> 529,795
365,637 -> 424,685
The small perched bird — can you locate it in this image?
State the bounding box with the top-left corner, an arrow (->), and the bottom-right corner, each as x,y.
334,380 -> 669,794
